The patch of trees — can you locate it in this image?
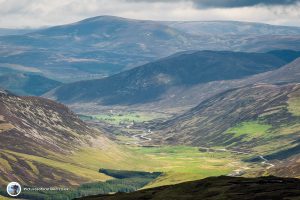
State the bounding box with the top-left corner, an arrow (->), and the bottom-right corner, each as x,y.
0,169 -> 161,200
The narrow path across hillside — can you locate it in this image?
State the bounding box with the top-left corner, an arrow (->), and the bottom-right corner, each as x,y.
259,155 -> 275,169
131,129 -> 152,145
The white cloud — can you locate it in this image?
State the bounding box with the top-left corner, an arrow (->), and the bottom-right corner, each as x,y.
0,0 -> 299,28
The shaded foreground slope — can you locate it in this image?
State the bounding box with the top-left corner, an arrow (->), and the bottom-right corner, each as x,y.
76,176 -> 300,200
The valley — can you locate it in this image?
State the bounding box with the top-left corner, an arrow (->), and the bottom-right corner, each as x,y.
0,89 -> 255,199
0,13 -> 300,200
78,114 -> 249,186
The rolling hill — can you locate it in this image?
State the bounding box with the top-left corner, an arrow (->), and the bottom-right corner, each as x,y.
46,50 -> 297,107
1,16 -> 300,82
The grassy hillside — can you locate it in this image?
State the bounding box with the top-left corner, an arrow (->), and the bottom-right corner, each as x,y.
152,83 -> 300,175
155,84 -> 298,144
225,121 -> 272,141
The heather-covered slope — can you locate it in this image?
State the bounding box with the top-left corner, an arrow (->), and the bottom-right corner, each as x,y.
0,90 -> 106,186
154,84 -> 300,148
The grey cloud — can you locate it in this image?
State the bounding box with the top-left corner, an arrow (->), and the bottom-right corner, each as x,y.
127,0 -> 300,8
193,0 -> 300,8
0,0 -> 300,28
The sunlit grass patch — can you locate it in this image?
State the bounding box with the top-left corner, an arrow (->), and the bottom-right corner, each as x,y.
226,121 -> 272,140
68,146 -> 159,172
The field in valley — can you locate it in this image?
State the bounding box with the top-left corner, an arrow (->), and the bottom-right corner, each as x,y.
80,111 -> 170,125
129,145 -> 249,188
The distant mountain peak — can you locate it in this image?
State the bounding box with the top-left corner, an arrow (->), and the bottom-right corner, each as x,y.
77,15 -> 136,23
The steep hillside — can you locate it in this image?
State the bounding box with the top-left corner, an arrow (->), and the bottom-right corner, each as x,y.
77,176 -> 300,200
1,16 -> 300,82
47,50 -> 293,105
155,84 -> 300,145
0,73 -> 61,95
0,90 -> 103,186
147,83 -> 300,179
0,90 -> 154,187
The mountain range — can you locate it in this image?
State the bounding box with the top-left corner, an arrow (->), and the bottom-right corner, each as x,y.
1,16 -> 300,83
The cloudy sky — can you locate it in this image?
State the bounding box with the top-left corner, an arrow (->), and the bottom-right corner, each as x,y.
0,0 -> 300,28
